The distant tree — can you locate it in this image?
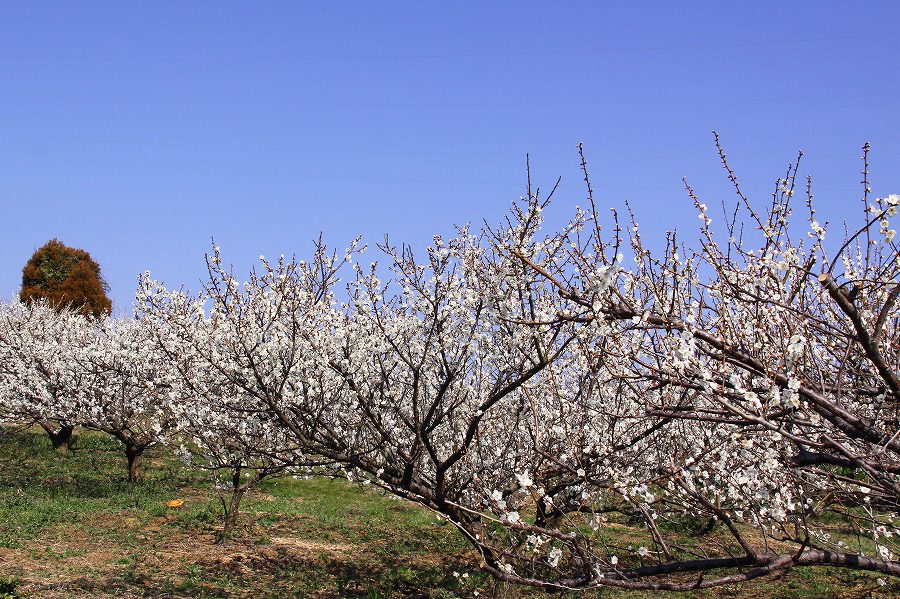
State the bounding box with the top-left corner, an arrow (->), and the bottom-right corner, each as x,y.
20,239 -> 112,318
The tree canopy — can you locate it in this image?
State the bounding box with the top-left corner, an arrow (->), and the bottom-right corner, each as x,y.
20,239 -> 112,318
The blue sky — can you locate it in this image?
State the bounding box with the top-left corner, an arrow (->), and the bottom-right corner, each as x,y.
1,2 -> 898,311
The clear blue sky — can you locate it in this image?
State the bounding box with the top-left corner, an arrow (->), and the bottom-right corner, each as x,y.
1,2 -> 898,312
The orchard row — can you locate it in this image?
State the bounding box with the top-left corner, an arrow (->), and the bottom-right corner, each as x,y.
2,156 -> 899,590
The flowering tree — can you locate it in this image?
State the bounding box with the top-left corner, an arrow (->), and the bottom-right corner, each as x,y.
132,142 -> 900,589
76,316 -> 180,481
170,393 -> 290,540
0,302 -> 177,476
136,246 -> 338,537
136,188 -> 597,571
0,300 -> 91,450
490,142 -> 900,589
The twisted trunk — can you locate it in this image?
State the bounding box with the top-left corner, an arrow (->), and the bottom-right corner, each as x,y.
125,444 -> 145,482
39,420 -> 74,451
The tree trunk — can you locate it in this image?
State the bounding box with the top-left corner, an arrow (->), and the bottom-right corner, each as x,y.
40,421 -> 74,451
219,487 -> 245,542
125,445 -> 145,482
217,466 -> 245,542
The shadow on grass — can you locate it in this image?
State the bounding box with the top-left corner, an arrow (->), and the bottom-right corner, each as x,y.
44,546 -> 480,599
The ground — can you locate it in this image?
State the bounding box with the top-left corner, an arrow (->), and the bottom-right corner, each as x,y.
0,428 -> 897,598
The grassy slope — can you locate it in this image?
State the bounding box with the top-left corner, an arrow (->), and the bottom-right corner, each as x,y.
0,428 -> 896,598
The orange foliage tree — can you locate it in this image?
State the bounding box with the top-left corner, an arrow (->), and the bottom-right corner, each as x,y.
20,239 -> 112,318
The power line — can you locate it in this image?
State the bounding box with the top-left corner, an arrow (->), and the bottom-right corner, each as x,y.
3,131 -> 897,161
123,162 -> 876,192
0,33 -> 893,62
2,131 -> 900,160
2,90 -> 897,108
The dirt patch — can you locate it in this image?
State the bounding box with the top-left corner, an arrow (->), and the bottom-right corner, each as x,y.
0,542 -> 122,591
269,536 -> 352,556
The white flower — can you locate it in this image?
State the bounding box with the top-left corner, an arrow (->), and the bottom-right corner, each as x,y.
610,555 -> 619,566
515,472 -> 533,488
743,391 -> 761,410
548,547 -> 563,567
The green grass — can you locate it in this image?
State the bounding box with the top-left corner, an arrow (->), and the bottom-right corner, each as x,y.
0,427 -> 898,598
0,431 -> 185,547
